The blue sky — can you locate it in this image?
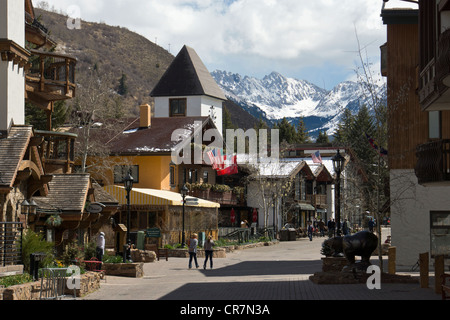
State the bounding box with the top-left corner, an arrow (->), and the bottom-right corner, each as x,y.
36,0 -> 417,89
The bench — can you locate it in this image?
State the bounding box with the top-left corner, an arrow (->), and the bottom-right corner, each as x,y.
442,273 -> 450,300
145,244 -> 168,261
84,258 -> 106,281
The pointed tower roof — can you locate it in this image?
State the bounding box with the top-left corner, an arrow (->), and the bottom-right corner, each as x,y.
150,45 -> 226,101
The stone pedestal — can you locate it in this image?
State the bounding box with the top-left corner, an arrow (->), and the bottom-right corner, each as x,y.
321,257 -> 348,272
103,262 -> 144,278
309,256 -> 419,285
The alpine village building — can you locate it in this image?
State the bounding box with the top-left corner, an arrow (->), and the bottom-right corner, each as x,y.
1,0 -> 371,271
0,0 -> 119,272
381,0 -> 450,269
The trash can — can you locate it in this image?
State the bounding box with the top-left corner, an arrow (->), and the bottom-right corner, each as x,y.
136,231 -> 145,250
30,252 -> 46,281
280,229 -> 289,241
288,228 -> 297,241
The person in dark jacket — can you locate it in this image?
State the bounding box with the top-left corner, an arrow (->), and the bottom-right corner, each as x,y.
203,235 -> 215,269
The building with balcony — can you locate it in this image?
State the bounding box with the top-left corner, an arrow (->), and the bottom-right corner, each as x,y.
0,0 -> 118,265
381,1 -> 450,268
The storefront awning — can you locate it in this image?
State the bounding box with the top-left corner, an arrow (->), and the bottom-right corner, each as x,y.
104,185 -> 220,208
294,203 -> 316,211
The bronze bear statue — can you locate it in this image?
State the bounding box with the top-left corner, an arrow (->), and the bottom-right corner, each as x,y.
324,231 -> 378,268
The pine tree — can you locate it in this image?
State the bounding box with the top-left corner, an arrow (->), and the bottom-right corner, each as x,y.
117,73 -> 128,96
296,118 -> 310,143
222,106 -> 236,131
316,130 -> 329,144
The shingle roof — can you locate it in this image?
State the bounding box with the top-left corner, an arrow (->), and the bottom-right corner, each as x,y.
150,45 -> 226,101
0,126 -> 32,189
33,174 -> 90,212
107,116 -> 212,155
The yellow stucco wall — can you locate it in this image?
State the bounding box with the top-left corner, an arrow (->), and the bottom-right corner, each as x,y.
87,155 -> 175,191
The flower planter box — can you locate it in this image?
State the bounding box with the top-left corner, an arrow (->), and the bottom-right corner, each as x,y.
103,262 -> 144,278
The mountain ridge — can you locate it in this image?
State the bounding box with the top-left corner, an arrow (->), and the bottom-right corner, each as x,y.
34,8 -> 386,137
211,70 -> 386,136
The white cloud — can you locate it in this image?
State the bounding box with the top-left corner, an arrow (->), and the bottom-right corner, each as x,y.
36,0 -> 398,86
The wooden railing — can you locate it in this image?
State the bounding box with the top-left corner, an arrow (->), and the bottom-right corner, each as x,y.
26,49 -> 77,100
34,130 -> 78,174
415,139 -> 450,185
0,223 -> 23,267
419,29 -> 450,110
189,190 -> 244,205
306,194 -> 327,207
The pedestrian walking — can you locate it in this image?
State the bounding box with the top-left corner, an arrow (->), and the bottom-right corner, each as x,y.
203,235 -> 215,269
188,233 -> 199,269
307,222 -> 313,241
318,219 -> 325,237
327,219 -> 335,237
96,232 -> 105,261
343,219 -> 349,235
368,218 -> 375,233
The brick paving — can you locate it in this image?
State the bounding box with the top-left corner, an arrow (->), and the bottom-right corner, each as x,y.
83,236 -> 442,302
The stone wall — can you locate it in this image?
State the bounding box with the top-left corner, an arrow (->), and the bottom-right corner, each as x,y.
0,272 -> 101,300
103,262 -> 144,278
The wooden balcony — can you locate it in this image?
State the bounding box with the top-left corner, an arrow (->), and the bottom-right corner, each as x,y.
306,194 -> 328,208
415,139 -> 450,185
189,189 -> 245,206
34,130 -> 78,175
25,49 -> 77,108
419,29 -> 450,111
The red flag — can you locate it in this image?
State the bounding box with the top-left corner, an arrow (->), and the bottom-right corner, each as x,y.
217,155 -> 238,176
230,208 -> 236,224
252,208 -> 258,222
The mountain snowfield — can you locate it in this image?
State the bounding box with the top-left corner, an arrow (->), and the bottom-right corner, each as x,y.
211,70 -> 386,137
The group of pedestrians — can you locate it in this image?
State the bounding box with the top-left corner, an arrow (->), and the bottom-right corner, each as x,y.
188,233 -> 215,270
306,218 -> 354,240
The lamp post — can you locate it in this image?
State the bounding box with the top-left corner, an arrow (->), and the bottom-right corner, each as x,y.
332,149 -> 346,237
124,173 -> 134,262
180,184 -> 188,248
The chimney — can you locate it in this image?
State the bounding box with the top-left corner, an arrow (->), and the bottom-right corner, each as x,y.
139,104 -> 151,128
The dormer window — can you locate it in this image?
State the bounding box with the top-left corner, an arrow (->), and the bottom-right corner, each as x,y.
170,98 -> 187,117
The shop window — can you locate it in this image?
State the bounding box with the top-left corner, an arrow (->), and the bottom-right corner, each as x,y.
114,165 -> 139,184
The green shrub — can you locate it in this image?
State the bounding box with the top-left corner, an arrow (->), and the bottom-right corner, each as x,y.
211,184 -> 231,193
102,252 -> 130,263
0,273 -> 33,288
20,230 -> 55,273
321,241 -> 333,257
61,242 -> 84,266
83,241 -> 97,260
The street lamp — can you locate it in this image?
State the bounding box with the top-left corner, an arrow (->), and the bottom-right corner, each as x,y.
124,172 -> 134,262
332,149 -> 346,237
180,184 -> 188,248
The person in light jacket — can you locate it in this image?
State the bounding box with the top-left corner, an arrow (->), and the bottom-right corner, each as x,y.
188,233 -> 199,269
203,235 -> 215,269
96,232 -> 105,261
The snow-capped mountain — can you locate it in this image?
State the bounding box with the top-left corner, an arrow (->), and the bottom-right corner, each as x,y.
211,70 -> 386,137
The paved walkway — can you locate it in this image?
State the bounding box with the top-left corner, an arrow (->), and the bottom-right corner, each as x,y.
83,236 -> 441,301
